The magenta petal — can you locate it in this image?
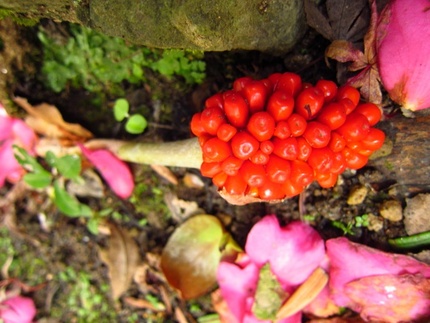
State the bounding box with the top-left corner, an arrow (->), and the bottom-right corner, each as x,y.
326,237 -> 430,308
345,274 -> 430,322
79,144 -> 134,199
377,0 -> 430,110
0,116 -> 13,142
11,119 -> 37,151
246,216 -> 325,286
217,260 -> 260,323
0,296 -> 36,323
0,139 -> 25,187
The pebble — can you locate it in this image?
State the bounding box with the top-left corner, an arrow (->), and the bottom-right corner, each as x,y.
404,194 -> 430,235
379,199 -> 403,222
366,213 -> 384,232
347,185 -> 369,205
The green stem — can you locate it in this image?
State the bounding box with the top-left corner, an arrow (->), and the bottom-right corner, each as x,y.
388,230 -> 430,249
116,137 -> 202,169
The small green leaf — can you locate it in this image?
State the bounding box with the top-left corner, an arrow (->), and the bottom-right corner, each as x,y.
113,98 -> 129,121
45,151 -> 82,180
53,180 -> 93,217
13,145 -> 46,174
87,217 -> 100,235
125,114 -> 147,134
23,172 -> 52,189
56,155 -> 82,179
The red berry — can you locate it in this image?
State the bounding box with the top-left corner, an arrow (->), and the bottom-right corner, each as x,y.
287,113 -> 307,136
200,162 -> 222,177
202,137 -> 232,162
273,137 -> 299,160
224,174 -> 248,195
337,112 -> 370,142
246,111 -> 276,141
273,120 -> 291,139
221,156 -> 244,176
217,123 -> 237,142
267,90 -> 294,121
242,80 -> 270,112
276,72 -> 302,97
336,85 -> 360,107
223,91 -> 249,128
205,93 -> 224,110
266,155 -> 291,184
240,160 -> 267,187
201,106 -> 226,135
295,87 -> 325,120
297,137 -> 312,161
231,131 -> 259,159
316,102 -> 347,130
315,79 -> 338,102
355,103 -> 382,126
303,121 -> 331,148
190,113 -> 206,137
258,181 -> 285,200
307,147 -> 334,173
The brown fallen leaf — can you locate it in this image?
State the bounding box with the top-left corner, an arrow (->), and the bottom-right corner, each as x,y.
13,96 -> 93,140
325,1 -> 383,105
123,296 -> 166,311
98,223 -> 141,300
150,164 -> 178,185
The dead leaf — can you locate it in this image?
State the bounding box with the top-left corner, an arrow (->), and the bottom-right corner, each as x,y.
160,215 -> 230,299
324,1 -> 383,104
150,164 -> 178,185
66,168 -> 104,198
13,97 -> 93,140
304,0 -> 369,43
98,223 -> 141,300
123,296 -> 166,311
211,289 -> 237,323
183,172 -> 205,189
163,192 -> 202,222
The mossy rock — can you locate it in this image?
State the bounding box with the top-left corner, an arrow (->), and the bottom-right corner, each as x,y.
89,0 -> 306,53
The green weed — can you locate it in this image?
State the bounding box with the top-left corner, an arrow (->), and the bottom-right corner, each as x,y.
37,24 -> 206,96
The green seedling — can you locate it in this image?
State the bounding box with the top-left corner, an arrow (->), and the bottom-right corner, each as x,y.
13,146 -> 125,234
113,98 -> 148,134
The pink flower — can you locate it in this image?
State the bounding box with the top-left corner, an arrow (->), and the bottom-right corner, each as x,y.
0,296 -> 36,323
0,104 -> 37,187
217,216 -> 326,322
326,237 -> 430,322
376,0 -> 430,111
79,144 -> 134,199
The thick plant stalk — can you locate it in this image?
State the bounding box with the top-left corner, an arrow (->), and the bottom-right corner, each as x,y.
116,138 -> 202,169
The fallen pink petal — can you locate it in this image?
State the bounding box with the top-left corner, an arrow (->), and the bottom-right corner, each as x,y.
79,144 -> 134,199
326,237 -> 430,321
245,216 -> 325,286
0,296 -> 37,323
0,104 -> 38,187
376,0 -> 430,110
217,216 -> 326,322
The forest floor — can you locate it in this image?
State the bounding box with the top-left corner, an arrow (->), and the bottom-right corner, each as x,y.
1,14 -> 429,323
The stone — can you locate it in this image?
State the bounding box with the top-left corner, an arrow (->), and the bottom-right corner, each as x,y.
347,184 -> 369,205
404,194 -> 430,235
89,0 -> 306,53
379,199 -> 403,222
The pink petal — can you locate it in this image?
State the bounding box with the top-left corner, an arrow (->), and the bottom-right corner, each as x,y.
79,144 -> 134,199
11,119 -> 37,151
376,0 -> 430,110
345,274 -> 430,322
0,115 -> 13,142
245,216 -> 325,286
326,237 -> 430,308
217,258 -> 260,323
0,139 -> 25,187
0,296 -> 36,323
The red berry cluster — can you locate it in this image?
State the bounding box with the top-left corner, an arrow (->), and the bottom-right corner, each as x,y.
191,72 -> 385,201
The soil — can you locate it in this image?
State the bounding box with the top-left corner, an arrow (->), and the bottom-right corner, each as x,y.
1,17 -> 430,323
